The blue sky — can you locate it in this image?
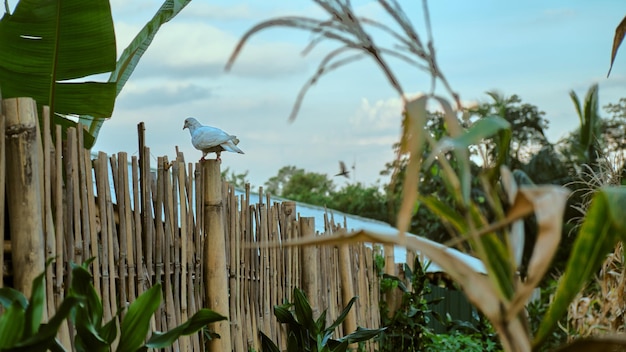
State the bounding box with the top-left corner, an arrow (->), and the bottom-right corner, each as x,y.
95,0 -> 626,189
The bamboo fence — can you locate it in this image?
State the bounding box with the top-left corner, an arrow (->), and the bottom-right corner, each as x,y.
0,96 -> 382,351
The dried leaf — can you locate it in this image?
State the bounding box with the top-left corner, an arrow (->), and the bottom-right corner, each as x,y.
396,96 -> 428,240
607,15 -> 626,77
507,186 -> 570,320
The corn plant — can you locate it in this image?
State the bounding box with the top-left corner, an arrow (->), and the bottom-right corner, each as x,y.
227,1 -> 626,351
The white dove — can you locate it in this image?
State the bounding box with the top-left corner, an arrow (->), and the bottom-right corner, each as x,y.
183,117 -> 244,162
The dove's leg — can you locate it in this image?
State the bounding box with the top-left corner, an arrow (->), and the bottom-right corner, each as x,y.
200,150 -> 208,162
216,151 -> 222,162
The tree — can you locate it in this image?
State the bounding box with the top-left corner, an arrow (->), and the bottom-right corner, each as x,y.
471,91 -> 550,170
221,167 -> 251,189
567,83 -> 602,167
264,166 -> 334,206
328,182 -> 389,223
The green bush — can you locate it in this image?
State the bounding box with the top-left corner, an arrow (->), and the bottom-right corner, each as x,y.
424,331 -> 501,352
0,259 -> 227,351
260,287 -> 384,352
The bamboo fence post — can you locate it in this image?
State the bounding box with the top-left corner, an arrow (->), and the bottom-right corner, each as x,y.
131,157 -> 146,296
383,243 -> 399,317
338,242 -> 357,339
42,107 -> 55,319
300,217 -> 319,316
3,97 -> 46,296
68,127 -> 83,263
0,91 -> 5,288
202,160 -> 232,352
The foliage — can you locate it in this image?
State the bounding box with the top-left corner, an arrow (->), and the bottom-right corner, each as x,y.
222,167 -> 252,189
0,260 -> 80,351
375,256 -> 436,352
525,279 -> 569,351
69,260 -> 227,351
0,259 -> 227,351
228,1 -> 626,351
567,84 -> 601,167
327,182 -> 389,223
470,92 -> 550,170
423,331 -> 501,352
265,165 -> 334,205
260,288 -> 384,352
0,0 -> 191,147
0,0 -> 116,147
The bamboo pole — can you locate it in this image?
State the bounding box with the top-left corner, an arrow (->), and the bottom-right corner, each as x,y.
154,157 -> 165,333
3,97 -> 46,295
339,243 -> 357,338
95,152 -> 113,321
69,128 -> 83,263
42,107 -> 55,319
131,157 -> 146,296
202,160 -> 232,352
116,153 -> 129,316
176,159 -> 191,352
300,217 -> 319,316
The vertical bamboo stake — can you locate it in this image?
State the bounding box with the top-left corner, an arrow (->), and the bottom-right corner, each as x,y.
339,245 -> 357,338
53,124 -> 68,340
3,97 -> 46,295
202,160 -> 232,351
154,157 -> 165,333
131,157 -> 145,296
95,152 -> 113,321
300,217 -> 319,316
42,107 -> 56,320
84,150 -> 101,297
68,128 -> 82,263
176,159 -> 190,352
116,153 -> 129,315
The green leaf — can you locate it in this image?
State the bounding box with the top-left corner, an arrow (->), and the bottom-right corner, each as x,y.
325,296 -> 357,333
81,0 -> 192,143
419,195 -> 468,234
13,296 -> 83,352
534,186 -> 626,347
286,331 -> 300,352
260,331 -> 281,352
340,326 -> 386,343
0,288 -> 28,310
145,309 -> 227,348
0,302 -> 25,349
116,283 -> 162,352
23,270 -> 46,339
69,263 -> 103,329
0,0 -> 116,123
315,309 -> 328,332
292,288 -> 315,333
273,304 -> 298,325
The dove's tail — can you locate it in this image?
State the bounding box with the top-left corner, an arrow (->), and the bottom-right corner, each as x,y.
221,140 -> 244,154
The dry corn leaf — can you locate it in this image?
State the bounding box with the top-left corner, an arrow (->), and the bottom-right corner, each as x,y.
396,96 -> 428,240
507,185 -> 570,320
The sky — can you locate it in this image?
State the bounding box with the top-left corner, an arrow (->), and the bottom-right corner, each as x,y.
92,0 -> 626,190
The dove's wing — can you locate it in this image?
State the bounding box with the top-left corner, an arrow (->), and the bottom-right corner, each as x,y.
191,126 -> 235,150
220,140 -> 244,154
